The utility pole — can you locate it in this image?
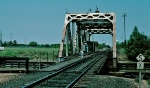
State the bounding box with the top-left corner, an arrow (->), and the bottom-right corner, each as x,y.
10,32 -> 13,41
25,38 -> 26,45
122,13 -> 127,46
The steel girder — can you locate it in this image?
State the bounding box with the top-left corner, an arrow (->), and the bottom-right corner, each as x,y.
59,12 -> 116,61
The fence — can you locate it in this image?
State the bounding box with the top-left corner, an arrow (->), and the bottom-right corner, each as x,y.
0,57 -> 29,73
118,61 -> 150,73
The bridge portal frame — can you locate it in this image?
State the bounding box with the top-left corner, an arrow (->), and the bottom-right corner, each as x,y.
59,12 -> 116,67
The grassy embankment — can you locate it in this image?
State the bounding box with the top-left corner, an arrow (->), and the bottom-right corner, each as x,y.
117,48 -> 128,61
0,47 -> 59,60
117,48 -> 150,85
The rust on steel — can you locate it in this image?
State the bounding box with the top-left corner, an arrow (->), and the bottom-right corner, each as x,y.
59,11 -> 116,62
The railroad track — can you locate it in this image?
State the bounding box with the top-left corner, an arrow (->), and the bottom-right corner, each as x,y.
73,53 -> 107,87
22,50 -> 109,88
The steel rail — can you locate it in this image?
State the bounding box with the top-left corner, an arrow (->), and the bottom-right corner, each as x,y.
22,53 -> 97,88
96,55 -> 107,74
66,51 -> 108,88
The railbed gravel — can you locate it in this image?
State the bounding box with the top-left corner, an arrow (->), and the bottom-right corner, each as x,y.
88,75 -> 138,88
0,72 -> 52,88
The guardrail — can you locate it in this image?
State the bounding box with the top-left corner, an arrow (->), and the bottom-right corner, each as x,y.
0,57 -> 29,73
118,61 -> 150,73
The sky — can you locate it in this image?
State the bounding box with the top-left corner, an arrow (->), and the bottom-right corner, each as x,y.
0,0 -> 150,46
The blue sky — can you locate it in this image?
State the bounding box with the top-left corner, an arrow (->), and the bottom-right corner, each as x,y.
0,0 -> 149,46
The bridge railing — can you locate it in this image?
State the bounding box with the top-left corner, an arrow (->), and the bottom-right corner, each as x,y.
118,61 -> 150,73
0,57 -> 29,73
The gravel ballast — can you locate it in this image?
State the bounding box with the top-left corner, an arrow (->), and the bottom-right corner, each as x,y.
0,72 -> 51,88
87,75 -> 149,88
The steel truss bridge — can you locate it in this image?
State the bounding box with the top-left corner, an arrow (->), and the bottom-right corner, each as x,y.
59,9 -> 117,68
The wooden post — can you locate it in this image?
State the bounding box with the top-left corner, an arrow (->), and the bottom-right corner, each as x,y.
26,58 -> 29,74
47,52 -> 48,67
11,62 -> 12,68
39,52 -> 41,70
18,62 -> 20,68
33,63 -> 36,70
139,69 -> 141,88
53,51 -> 54,64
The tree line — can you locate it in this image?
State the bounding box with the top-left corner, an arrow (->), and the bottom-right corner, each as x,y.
1,41 -> 60,48
1,40 -> 110,49
117,26 -> 150,62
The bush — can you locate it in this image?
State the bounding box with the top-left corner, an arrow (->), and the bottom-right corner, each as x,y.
147,79 -> 150,85
29,41 -> 38,47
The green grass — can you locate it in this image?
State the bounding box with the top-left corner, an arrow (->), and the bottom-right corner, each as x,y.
2,47 -> 59,52
147,79 -> 150,85
0,47 -> 59,59
117,48 -> 128,61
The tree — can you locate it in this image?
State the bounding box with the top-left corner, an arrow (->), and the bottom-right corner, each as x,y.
13,40 -> 17,46
50,44 -> 60,48
106,45 -> 111,48
126,26 -> 150,61
94,41 -> 99,47
116,41 -> 121,48
98,43 -> 107,49
116,41 -> 124,49
2,41 -> 7,46
8,41 -> 13,46
44,44 -> 50,48
29,41 -> 38,47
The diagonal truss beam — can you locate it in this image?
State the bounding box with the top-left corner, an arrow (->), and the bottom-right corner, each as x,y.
59,12 -> 116,60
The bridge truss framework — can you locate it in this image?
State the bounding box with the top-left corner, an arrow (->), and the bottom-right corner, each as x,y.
59,11 -> 117,67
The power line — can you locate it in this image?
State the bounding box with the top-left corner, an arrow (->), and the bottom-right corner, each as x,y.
129,0 -> 138,15
122,13 -> 127,46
